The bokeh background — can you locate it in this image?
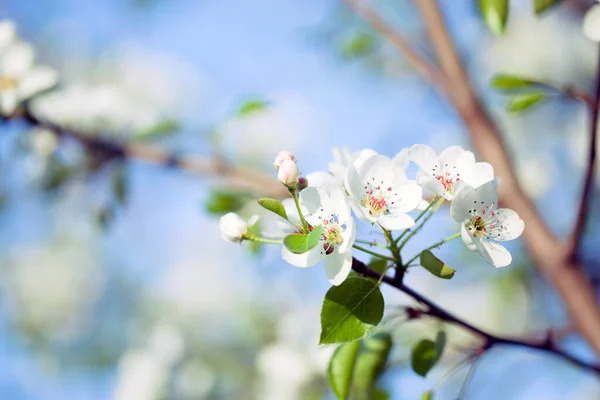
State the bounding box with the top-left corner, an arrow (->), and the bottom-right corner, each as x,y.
0,0 -> 599,398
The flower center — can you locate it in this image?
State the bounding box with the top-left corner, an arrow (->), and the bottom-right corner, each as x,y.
435,171 -> 460,193
465,201 -> 499,239
321,213 -> 346,255
361,180 -> 393,218
0,76 -> 16,91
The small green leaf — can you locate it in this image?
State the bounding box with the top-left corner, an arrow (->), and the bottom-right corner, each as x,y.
320,277 -> 385,344
490,74 -> 538,90
368,258 -> 388,275
112,165 -> 128,206
135,118 -> 179,140
328,340 -> 361,400
237,99 -> 268,117
411,332 -> 446,377
507,92 -> 547,113
421,390 -> 434,400
479,0 -> 509,36
420,250 -> 455,279
284,225 -> 322,254
534,0 -> 562,15
205,190 -> 251,215
257,198 -> 288,220
342,32 -> 375,58
353,333 -> 393,396
372,388 -> 390,400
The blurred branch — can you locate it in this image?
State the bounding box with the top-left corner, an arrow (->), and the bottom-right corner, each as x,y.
352,259 -> 600,375
569,45 -> 600,261
342,0 -> 600,358
2,108 -> 288,198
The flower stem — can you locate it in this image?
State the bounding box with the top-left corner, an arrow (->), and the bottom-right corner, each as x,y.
394,195 -> 439,245
354,239 -> 389,249
290,188 -> 309,233
248,237 -> 283,245
405,232 -> 461,266
352,244 -> 397,263
398,196 -> 445,250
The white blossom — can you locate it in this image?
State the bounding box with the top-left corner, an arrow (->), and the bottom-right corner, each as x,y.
281,187 -> 355,286
328,147 -> 377,182
584,1 -> 600,42
219,212 -> 258,242
409,144 -> 494,200
273,150 -> 296,169
345,152 -> 422,230
451,180 -> 524,267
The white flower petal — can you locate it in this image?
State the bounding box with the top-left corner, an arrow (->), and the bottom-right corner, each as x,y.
356,154 -> 393,184
415,198 -> 431,211
450,184 -> 477,222
299,187 -> 324,215
439,146 -> 469,167
1,41 -> 34,77
0,20 -> 16,50
392,147 -> 410,172
473,237 -> 512,267
389,180 -> 422,214
338,218 -> 356,253
584,5 -> 600,42
461,224 -> 477,251
282,245 -> 322,268
470,162 -> 494,188
305,171 -> 340,193
324,251 -> 352,286
409,144 -> 440,175
329,187 -> 350,218
345,165 -> 365,203
416,172 -> 445,196
379,213 -> 415,230
17,65 -> 58,99
0,90 -> 18,115
353,148 -> 378,169
490,208 -> 525,241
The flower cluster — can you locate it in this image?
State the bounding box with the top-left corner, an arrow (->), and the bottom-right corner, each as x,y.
221,145 -> 525,285
0,20 -> 58,115
584,1 -> 600,42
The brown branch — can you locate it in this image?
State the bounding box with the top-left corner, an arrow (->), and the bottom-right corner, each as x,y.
569,45 -> 600,261
342,0 -> 600,356
352,259 -> 600,375
5,109 -> 288,198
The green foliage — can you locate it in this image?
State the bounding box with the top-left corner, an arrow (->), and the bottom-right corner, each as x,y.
205,190 -> 252,216
342,32 -> 375,58
410,331 -> 446,377
135,118 -> 179,140
327,333 -> 392,400
534,0 -> 563,15
111,165 -> 128,206
421,390 -> 434,400
420,250 -> 455,279
320,277 -> 384,344
478,0 -> 509,36
257,198 -> 288,220
284,225 -> 322,254
490,74 -> 539,90
328,340 -> 361,400
42,156 -> 73,192
237,99 -> 268,117
507,92 -> 547,113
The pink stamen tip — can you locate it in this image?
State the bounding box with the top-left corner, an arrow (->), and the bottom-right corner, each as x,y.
387,187 -> 392,191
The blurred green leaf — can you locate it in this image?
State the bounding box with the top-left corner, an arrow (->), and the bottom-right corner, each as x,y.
421,390 -> 434,400
507,92 -> 547,113
368,258 -> 388,275
237,99 -> 268,117
135,119 -> 179,140
96,205 -> 115,231
353,333 -> 392,397
320,277 -> 384,344
283,225 -> 322,254
490,74 -> 539,90
205,190 -> 252,216
479,0 -> 509,36
342,32 -> 375,58
372,388 -> 390,400
257,198 -> 288,220
411,332 -> 445,377
112,165 -> 128,206
42,156 -> 73,192
534,0 -> 563,14
328,340 -> 361,400
420,250 -> 455,279
248,219 -> 263,256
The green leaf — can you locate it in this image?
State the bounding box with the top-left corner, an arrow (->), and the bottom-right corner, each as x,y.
342,32 -> 375,58
490,74 -> 538,91
534,0 -> 563,15
237,99 -> 268,117
507,92 -> 547,113
205,190 -> 251,215
479,0 -> 509,36
284,225 -> 322,254
320,277 -> 385,344
420,250 -> 455,279
328,341 -> 361,400
421,390 -> 434,400
353,333 -> 393,396
372,388 -> 390,400
257,198 -> 288,220
112,165 -> 128,206
135,118 -> 179,140
411,332 -> 446,377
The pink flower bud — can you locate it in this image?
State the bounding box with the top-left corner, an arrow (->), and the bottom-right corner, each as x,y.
273,150 -> 296,170
277,159 -> 300,188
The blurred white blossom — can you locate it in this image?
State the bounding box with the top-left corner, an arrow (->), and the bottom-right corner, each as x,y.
584,1 -> 600,42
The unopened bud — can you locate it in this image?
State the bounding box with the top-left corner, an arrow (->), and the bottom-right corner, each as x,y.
277,159 -> 300,188
273,150 -> 296,170
219,212 -> 252,242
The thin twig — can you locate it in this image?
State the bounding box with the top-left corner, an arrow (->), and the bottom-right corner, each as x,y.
352,258 -> 600,375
